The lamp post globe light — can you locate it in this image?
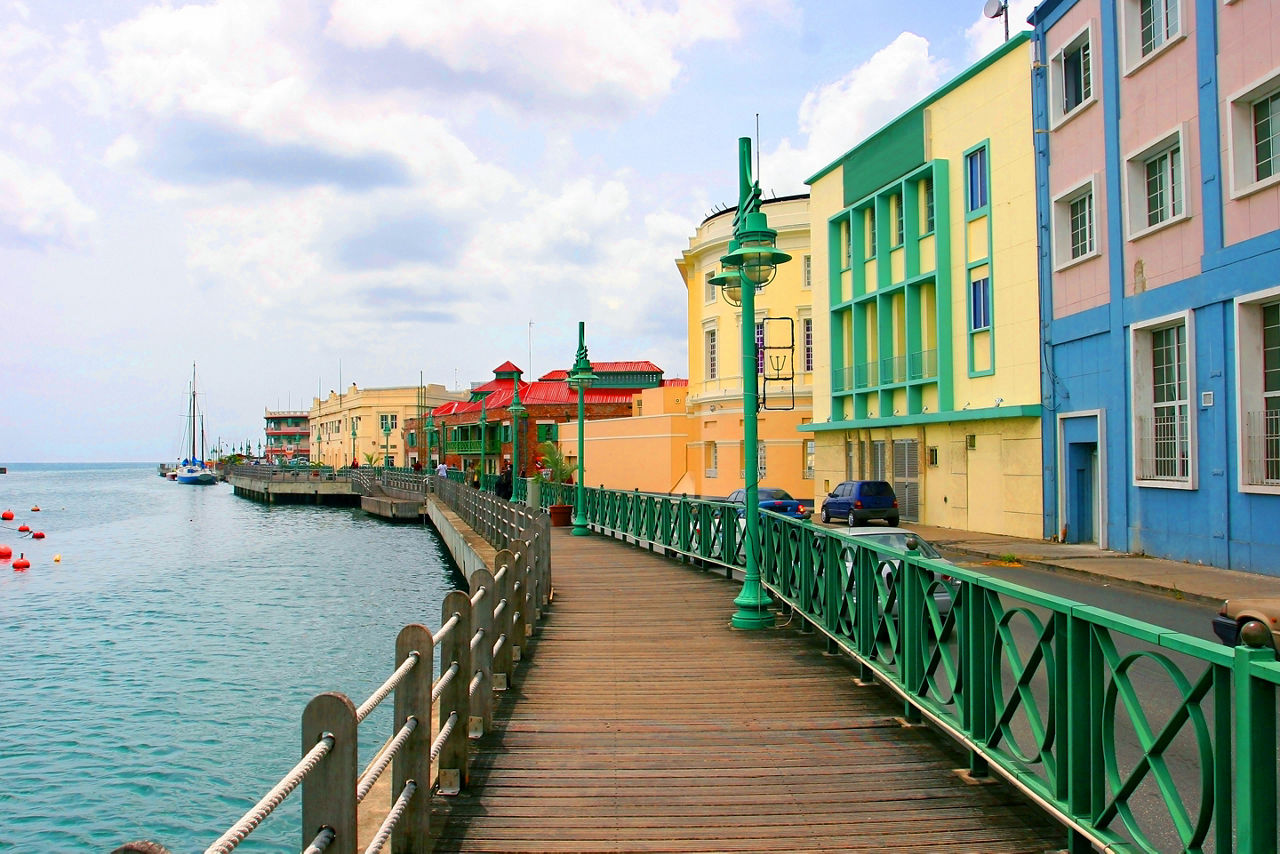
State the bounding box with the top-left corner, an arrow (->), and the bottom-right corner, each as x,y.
508,383 -> 526,503
566,321 -> 597,537
350,420 -> 357,466
716,136 -> 791,630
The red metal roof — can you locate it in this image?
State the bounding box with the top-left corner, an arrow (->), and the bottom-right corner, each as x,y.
492,361 -> 523,374
538,361 -> 661,382
663,378 -> 689,387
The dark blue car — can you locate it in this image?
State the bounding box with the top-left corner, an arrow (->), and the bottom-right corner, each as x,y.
820,480 -> 899,526
726,487 -> 813,520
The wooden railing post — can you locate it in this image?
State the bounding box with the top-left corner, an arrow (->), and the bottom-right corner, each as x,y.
392,624 -> 433,854
492,550 -> 516,690
469,568 -> 496,734
438,591 -> 472,794
511,546 -> 529,662
301,693 -> 357,854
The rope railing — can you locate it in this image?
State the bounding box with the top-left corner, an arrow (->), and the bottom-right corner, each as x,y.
203,734 -> 335,854
354,651 -> 419,725
355,717 -> 417,803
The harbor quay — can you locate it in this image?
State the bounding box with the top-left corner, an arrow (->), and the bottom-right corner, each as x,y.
117,468 -> 1280,853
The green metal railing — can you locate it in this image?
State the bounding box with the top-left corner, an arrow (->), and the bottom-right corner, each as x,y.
539,484 -> 1279,854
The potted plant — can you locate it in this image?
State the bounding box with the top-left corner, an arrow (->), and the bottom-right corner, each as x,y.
536,440 -> 575,527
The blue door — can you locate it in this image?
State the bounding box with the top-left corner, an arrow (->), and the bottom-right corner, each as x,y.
1067,443 -> 1096,544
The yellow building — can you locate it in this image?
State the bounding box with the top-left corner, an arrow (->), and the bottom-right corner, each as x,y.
559,383 -> 692,494
309,382 -> 464,468
677,194 -> 813,498
805,33 -> 1042,537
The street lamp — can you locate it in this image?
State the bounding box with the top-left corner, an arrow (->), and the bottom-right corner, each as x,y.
425,411 -> 435,467
566,321 -> 597,536
508,382 -> 526,503
382,423 -> 391,468
479,401 -> 488,490
715,136 -> 792,630
350,419 -> 357,467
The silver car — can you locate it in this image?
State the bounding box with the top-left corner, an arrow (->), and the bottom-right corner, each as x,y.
845,527 -> 959,630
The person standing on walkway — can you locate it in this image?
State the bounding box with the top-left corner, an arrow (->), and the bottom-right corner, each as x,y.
436,461 -> 447,479
496,463 -> 513,500
471,463 -> 481,489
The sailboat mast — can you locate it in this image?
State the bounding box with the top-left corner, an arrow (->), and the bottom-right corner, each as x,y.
190,363 -> 198,462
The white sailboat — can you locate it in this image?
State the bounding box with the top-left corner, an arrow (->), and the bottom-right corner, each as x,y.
175,364 -> 217,486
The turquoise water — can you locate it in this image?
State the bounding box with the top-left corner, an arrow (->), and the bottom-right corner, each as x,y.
0,464 -> 462,852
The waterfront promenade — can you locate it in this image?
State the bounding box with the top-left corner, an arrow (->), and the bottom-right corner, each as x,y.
404,527 -> 1063,852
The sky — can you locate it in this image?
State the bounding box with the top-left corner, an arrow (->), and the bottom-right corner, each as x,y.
0,0 -> 1036,462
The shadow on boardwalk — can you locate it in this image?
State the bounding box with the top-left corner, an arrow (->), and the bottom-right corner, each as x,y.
426,529 -> 1064,853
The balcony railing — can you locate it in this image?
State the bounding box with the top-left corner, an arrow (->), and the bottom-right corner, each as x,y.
1136,408 -> 1189,481
1244,408 -> 1280,485
449,438 -> 502,455
846,349 -> 938,391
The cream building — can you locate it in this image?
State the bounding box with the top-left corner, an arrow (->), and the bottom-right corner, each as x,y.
676,194 -> 813,498
309,383 -> 464,468
805,34 -> 1042,537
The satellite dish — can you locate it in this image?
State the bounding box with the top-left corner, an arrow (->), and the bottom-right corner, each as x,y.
983,0 -> 1005,17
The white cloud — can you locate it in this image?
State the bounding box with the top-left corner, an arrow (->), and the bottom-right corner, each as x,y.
761,32 -> 949,194
324,0 -> 784,116
964,0 -> 1037,61
103,133 -> 139,166
0,150 -> 96,245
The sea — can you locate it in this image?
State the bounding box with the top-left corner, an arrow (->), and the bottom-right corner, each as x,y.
0,463 -> 463,853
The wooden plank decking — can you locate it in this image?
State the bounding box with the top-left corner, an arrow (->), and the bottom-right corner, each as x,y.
425,529 -> 1065,853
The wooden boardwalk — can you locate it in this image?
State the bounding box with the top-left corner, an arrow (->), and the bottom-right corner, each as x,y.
425,529 -> 1065,853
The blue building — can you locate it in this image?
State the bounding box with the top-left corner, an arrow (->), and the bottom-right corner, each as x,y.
1030,0 -> 1280,574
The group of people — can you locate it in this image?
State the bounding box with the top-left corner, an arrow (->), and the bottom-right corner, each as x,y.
434,459 -> 517,500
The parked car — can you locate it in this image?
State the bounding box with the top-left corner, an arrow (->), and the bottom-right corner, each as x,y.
845,527 -> 958,625
820,480 -> 899,526
1211,597 -> 1280,649
725,487 -> 813,521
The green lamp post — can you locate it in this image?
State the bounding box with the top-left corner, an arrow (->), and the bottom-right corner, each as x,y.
566,321 -> 597,536
382,423 -> 391,468
425,412 -> 435,467
479,401 -> 488,489
715,136 -> 792,630
350,419 -> 357,467
508,383 -> 526,503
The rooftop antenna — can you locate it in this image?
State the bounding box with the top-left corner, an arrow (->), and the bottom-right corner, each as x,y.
984,0 -> 1009,42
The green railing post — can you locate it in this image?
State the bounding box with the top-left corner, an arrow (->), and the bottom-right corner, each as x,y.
1234,639 -> 1278,854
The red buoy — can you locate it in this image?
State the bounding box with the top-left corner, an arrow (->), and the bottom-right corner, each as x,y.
31,531 -> 45,540
1,510 -> 12,521
0,544 -> 11,560
17,524 -> 29,533
13,553 -> 30,571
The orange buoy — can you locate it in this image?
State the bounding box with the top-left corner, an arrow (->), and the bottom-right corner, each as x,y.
17,524 -> 29,533
13,553 -> 30,571
0,544 -> 10,559
30,506 -> 40,512
31,531 -> 45,540
53,554 -> 61,563
1,510 -> 12,521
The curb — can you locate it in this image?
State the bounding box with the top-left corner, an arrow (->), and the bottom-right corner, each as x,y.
940,544 -> 1223,608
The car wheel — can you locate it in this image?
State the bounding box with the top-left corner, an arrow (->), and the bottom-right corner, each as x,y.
887,513 -> 899,527
821,507 -> 831,523
848,513 -> 857,528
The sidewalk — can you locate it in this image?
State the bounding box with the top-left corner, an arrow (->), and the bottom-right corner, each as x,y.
899,523 -> 1280,607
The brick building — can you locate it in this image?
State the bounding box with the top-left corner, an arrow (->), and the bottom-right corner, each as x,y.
405,360 -> 665,477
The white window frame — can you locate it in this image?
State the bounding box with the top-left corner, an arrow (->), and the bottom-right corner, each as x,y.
704,270 -> 717,304
802,254 -> 812,289
1049,23 -> 1097,129
1120,0 -> 1185,76
802,316 -> 814,373
705,441 -> 718,479
1130,309 -> 1197,489
1235,284 -> 1280,494
1123,126 -> 1189,241
1226,68 -> 1280,200
1051,174 -> 1101,271
703,320 -> 719,380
